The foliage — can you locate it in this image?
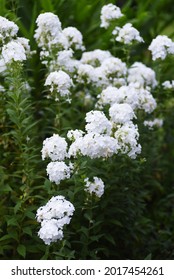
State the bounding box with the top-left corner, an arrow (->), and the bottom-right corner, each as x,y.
0,0 -> 174,260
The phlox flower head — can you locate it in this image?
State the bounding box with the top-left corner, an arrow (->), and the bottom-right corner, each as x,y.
109,103 -> 136,124
41,134 -> 68,161
80,49 -> 112,67
84,177 -> 105,198
1,41 -> 27,65
46,161 -> 73,185
128,62 -> 157,89
0,16 -> 18,44
148,35 -> 174,60
100,4 -> 123,29
34,12 -> 62,48
67,129 -> 84,141
45,70 -> 73,101
36,196 -> 75,245
85,110 -> 112,135
68,132 -> 119,159
62,27 -> 85,51
112,23 -> 144,45
114,121 -> 141,159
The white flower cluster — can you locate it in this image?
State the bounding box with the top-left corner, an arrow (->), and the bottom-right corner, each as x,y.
36,196 -> 75,245
100,3 -> 123,29
128,62 -> 157,88
148,35 -> 174,60
0,16 -> 18,44
68,106 -> 141,159
97,84 -> 157,114
41,134 -> 73,185
84,177 -> 105,198
45,70 -> 73,101
144,118 -> 163,130
0,17 -> 31,70
112,23 -> 144,45
162,80 -> 174,89
34,12 -> 84,68
41,134 -> 68,161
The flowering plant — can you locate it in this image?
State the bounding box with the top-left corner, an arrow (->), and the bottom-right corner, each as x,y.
0,0 -> 174,260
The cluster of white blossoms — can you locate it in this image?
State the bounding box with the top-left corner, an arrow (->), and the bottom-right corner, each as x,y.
0,16 -> 18,44
85,110 -> 112,135
41,134 -> 68,161
41,134 -> 73,185
144,118 -> 163,130
112,23 -> 144,45
34,12 -> 84,64
84,177 -> 105,198
100,3 -> 123,29
162,80 -> 174,90
44,70 -> 73,101
148,35 -> 174,60
97,84 -> 157,114
128,62 -> 157,89
0,16 -> 31,70
36,196 -> 75,245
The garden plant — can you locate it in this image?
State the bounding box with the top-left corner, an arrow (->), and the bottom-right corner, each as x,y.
0,0 -> 174,260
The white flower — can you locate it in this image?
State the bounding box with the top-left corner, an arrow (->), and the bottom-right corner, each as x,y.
68,132 -> 119,159
38,219 -> 64,245
114,121 -> 141,159
144,118 -> 163,129
80,49 -> 112,66
85,110 -> 112,135
100,4 -> 123,29
36,195 -> 75,245
34,12 -> 62,48
148,35 -> 174,60
162,80 -> 174,89
109,103 -> 136,124
128,62 -> 157,88
84,177 -> 105,198
62,27 -> 85,50
15,37 -> 31,56
45,70 -> 73,100
41,134 -> 68,161
77,63 -> 96,84
112,23 -> 144,44
56,49 -> 80,73
67,129 -> 84,141
46,161 -> 73,185
0,16 -> 18,43
1,41 -> 26,65
101,57 -> 127,80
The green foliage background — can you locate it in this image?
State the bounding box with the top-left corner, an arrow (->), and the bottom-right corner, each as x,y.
0,0 -> 174,259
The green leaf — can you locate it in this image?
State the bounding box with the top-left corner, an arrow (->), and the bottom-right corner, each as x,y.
17,244 -> 26,258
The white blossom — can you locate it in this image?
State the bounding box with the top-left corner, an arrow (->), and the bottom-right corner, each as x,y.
62,27 -> 85,50
67,129 -> 84,141
100,4 -> 123,29
128,62 -> 157,88
34,12 -> 62,48
112,23 -> 144,44
114,121 -> 141,159
46,161 -> 73,185
68,132 -> 119,159
148,35 -> 174,60
85,110 -> 112,135
36,195 -> 75,245
1,41 -> 26,65
80,49 -> 112,66
0,16 -> 18,44
41,134 -> 68,161
45,70 -> 73,100
109,103 -> 136,124
84,177 -> 105,198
